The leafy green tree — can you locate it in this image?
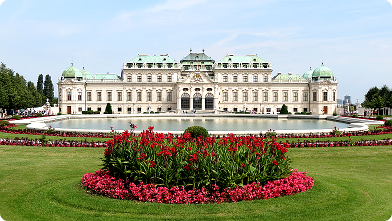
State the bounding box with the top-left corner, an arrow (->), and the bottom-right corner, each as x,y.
280,104 -> 289,114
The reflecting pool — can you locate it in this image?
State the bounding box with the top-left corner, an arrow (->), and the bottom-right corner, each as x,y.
48,117 -> 349,132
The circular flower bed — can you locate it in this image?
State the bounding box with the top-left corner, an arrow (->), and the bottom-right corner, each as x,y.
82,169 -> 314,204
82,127 -> 314,203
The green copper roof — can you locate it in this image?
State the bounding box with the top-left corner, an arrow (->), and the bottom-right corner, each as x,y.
81,67 -> 93,79
180,52 -> 215,63
129,55 -> 176,63
303,67 -> 313,79
62,63 -> 83,78
93,74 -> 121,80
273,73 -> 305,81
219,55 -> 267,63
312,63 -> 333,78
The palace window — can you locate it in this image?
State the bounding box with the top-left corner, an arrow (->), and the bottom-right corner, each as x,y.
167,91 -> 172,101
117,92 -> 122,101
147,92 -> 152,101
157,76 -> 162,82
253,75 -> 258,82
293,91 -> 298,102
283,91 -> 288,102
59,91 -> 62,101
78,92 -> 82,101
223,75 -> 228,82
233,75 -> 238,82
263,75 -> 268,82
243,75 -> 248,82
243,92 -> 248,102
137,92 -> 142,101
147,75 -> 152,82
323,92 -> 328,101
87,92 -> 91,101
137,76 -> 142,82
118,107 -> 122,112
127,92 -> 132,101
67,92 -> 71,101
97,92 -> 102,101
223,92 -> 228,101
303,92 -> 308,101
333,91 -> 336,101
127,75 -> 132,82
313,92 -> 317,101
157,91 -> 162,101
233,92 -> 238,101
97,107 -> 101,112
167,75 -> 172,82
253,91 -> 258,102
273,91 -> 278,102
263,92 -> 268,101
107,92 -> 112,101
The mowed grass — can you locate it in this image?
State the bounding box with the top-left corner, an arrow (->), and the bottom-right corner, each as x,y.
1,144 -> 392,221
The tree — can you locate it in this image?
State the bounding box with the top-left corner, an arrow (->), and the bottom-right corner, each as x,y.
43,74 -> 54,105
104,103 -> 112,114
280,104 -> 289,114
37,74 -> 43,95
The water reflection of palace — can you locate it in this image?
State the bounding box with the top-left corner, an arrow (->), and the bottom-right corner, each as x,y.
58,50 -> 337,115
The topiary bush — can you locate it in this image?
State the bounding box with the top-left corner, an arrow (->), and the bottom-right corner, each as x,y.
385,120 -> 392,127
57,112 -> 62,115
104,103 -> 112,114
184,126 -> 209,138
0,120 -> 10,127
279,104 -> 289,114
35,113 -> 43,117
376,115 -> 384,121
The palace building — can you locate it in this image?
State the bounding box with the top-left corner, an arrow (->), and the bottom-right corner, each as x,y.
57,51 -> 338,115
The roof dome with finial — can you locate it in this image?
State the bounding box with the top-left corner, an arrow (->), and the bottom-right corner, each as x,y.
80,67 -> 93,79
312,63 -> 333,79
62,63 -> 83,78
303,67 -> 313,79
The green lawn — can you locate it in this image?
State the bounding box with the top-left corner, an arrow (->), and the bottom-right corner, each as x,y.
1,145 -> 392,220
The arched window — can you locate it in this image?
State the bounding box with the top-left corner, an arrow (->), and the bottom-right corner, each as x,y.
205,93 -> 214,110
181,93 -> 190,110
193,93 -> 202,110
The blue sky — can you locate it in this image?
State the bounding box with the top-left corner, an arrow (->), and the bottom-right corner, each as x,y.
1,0 -> 392,103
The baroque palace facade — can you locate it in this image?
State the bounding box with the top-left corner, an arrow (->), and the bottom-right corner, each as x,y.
58,51 -> 338,115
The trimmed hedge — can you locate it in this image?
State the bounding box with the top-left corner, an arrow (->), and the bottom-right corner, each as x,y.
184,126 -> 209,138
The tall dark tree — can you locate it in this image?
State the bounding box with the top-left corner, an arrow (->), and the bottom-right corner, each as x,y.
27,81 -> 42,107
43,74 -> 54,105
37,74 -> 43,95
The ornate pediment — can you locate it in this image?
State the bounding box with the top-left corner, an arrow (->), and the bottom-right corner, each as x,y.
181,71 -> 214,84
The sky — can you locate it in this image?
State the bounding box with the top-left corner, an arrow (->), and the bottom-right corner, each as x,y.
1,0 -> 392,103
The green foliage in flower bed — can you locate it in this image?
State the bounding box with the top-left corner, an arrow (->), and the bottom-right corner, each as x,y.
376,115 -> 384,120
385,120 -> 392,127
11,115 -> 21,120
0,120 -> 10,127
184,126 -> 209,138
102,128 -> 291,190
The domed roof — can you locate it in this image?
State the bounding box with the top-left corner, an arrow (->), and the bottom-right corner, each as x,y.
312,63 -> 333,78
81,67 -> 93,79
303,67 -> 313,79
62,63 -> 83,78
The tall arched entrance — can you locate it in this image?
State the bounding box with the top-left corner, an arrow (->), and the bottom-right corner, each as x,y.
181,93 -> 190,110
205,93 -> 214,110
193,93 -> 202,110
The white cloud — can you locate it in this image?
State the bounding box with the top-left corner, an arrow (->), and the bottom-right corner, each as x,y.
387,0 -> 392,6
146,0 -> 208,12
0,0 -> 5,7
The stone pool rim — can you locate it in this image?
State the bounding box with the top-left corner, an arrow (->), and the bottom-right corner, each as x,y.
12,114 -> 384,136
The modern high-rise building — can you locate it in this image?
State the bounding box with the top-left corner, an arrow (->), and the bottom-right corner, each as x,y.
58,51 -> 338,115
343,95 -> 351,105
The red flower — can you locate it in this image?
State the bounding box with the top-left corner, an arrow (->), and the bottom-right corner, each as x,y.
273,159 -> 279,165
183,163 -> 191,170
